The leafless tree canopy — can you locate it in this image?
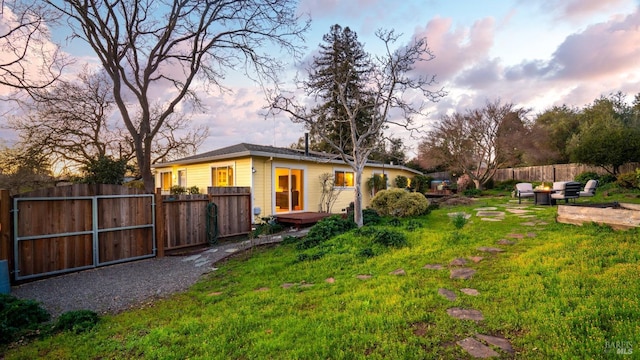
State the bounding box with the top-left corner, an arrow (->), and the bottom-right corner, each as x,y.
420,100 -> 530,189
271,28 -> 444,226
9,68 -> 208,173
39,0 -> 309,192
0,1 -> 67,91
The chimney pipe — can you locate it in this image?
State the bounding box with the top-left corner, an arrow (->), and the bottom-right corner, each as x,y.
304,133 -> 309,157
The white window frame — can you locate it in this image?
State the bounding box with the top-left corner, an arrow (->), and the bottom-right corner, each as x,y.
177,169 -> 187,187
334,168 -> 355,188
210,162 -> 236,187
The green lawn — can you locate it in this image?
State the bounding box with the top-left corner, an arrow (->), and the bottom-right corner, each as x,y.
5,193 -> 640,359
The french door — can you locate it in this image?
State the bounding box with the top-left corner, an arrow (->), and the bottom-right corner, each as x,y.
274,167 -> 304,213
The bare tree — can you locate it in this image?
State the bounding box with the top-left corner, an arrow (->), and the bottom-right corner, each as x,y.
271,28 -> 444,227
40,0 -> 309,192
9,68 -> 208,173
420,100 -> 529,189
0,1 -> 67,91
0,140 -> 52,194
318,173 -> 342,213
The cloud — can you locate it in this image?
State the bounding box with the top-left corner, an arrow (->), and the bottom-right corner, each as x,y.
412,17 -> 495,82
533,0 -> 633,21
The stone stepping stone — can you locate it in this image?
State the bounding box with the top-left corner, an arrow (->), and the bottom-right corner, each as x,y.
450,268 -> 476,280
476,211 -> 505,217
521,222 -> 538,226
438,288 -> 457,301
281,283 -> 296,289
518,215 -> 536,218
325,277 -> 335,283
225,248 -> 239,253
477,247 -> 505,253
195,260 -> 212,268
457,337 -> 499,358
255,287 -> 270,292
476,334 -> 514,353
208,291 -> 223,296
389,268 -> 406,276
356,274 -> 372,280
496,239 -> 515,245
460,288 -> 480,296
475,207 -> 498,211
480,218 -> 502,222
506,233 -> 524,239
423,264 -> 444,270
447,307 -> 484,321
204,248 -> 219,254
468,256 -> 484,263
450,258 -> 468,266
506,208 -> 531,214
527,232 -> 536,238
448,212 -> 471,219
300,283 -> 314,288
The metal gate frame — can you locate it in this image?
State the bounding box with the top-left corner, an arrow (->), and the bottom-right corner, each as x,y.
13,193 -> 156,281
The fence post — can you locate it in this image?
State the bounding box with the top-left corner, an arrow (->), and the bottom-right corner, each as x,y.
155,188 -> 165,258
0,190 -> 10,262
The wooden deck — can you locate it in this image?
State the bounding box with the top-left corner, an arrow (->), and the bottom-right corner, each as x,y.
274,212 -> 335,228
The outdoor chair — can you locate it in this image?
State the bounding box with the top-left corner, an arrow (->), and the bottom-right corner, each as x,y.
550,181 -> 582,204
515,183 -> 534,204
579,179 -> 598,197
552,181 -> 567,193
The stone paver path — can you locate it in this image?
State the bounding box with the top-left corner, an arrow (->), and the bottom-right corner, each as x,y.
477,246 -> 505,253
450,257 -> 468,266
457,338 -> 499,358
438,288 -> 457,301
450,268 -> 476,280
460,288 -> 480,296
423,264 -> 444,270
476,334 -> 514,353
389,268 -> 406,276
447,307 -> 484,321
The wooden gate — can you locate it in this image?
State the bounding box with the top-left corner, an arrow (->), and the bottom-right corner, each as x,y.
12,184 -> 155,281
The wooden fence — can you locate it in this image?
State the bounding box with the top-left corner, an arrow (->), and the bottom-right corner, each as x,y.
157,186 -> 251,252
9,184 -> 154,281
0,184 -> 252,283
492,163 -> 640,182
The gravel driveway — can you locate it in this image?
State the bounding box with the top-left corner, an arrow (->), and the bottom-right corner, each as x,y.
11,231 -> 306,318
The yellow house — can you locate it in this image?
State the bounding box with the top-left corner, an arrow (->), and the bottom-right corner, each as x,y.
152,143 -> 422,220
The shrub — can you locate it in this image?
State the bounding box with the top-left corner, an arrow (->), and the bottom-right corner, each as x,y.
188,186 -> 201,194
405,219 -> 422,231
170,185 -> 188,195
395,175 -> 409,189
370,189 -> 429,217
451,213 -> 468,230
372,229 -> 408,248
55,310 -> 100,334
463,188 -> 482,197
493,179 -> 520,191
410,175 -> 432,193
615,172 -> 639,189
357,247 -> 375,258
296,215 -> 355,250
575,171 -> 599,186
600,174 -> 617,184
362,208 -> 382,225
0,294 -> 50,344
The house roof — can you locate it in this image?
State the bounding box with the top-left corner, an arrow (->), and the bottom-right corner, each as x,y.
152,142 -> 422,175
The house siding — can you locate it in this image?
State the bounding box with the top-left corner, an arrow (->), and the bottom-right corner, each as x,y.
153,153 -> 419,220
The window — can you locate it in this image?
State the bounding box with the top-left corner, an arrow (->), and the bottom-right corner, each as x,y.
334,170 -> 354,187
178,170 -> 187,187
212,166 -> 234,186
160,171 -> 172,191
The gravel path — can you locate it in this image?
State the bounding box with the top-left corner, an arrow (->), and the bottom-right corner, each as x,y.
11,231 -> 306,318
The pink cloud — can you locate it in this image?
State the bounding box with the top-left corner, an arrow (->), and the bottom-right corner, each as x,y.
412,17 -> 495,82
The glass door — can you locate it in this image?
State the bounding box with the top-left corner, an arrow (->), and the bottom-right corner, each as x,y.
275,167 -> 304,213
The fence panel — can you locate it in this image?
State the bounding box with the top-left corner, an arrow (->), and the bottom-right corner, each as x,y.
493,163 -> 640,182
209,187 -> 252,239
160,187 -> 251,251
12,184 -> 154,281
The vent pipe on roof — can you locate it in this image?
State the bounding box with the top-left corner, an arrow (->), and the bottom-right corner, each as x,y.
304,132 -> 309,157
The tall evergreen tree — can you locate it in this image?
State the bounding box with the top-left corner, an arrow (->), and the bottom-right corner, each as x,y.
303,25 -> 377,154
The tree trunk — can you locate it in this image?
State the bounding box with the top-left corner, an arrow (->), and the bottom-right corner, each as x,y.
353,167 -> 364,227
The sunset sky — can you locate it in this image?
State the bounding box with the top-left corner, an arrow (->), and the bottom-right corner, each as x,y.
1,0 -> 639,159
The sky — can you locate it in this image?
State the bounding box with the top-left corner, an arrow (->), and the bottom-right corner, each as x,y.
1,0 -> 640,160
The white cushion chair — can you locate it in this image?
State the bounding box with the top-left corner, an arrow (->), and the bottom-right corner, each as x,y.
515,183 -> 534,204
579,179 -> 598,197
551,181 -> 581,204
